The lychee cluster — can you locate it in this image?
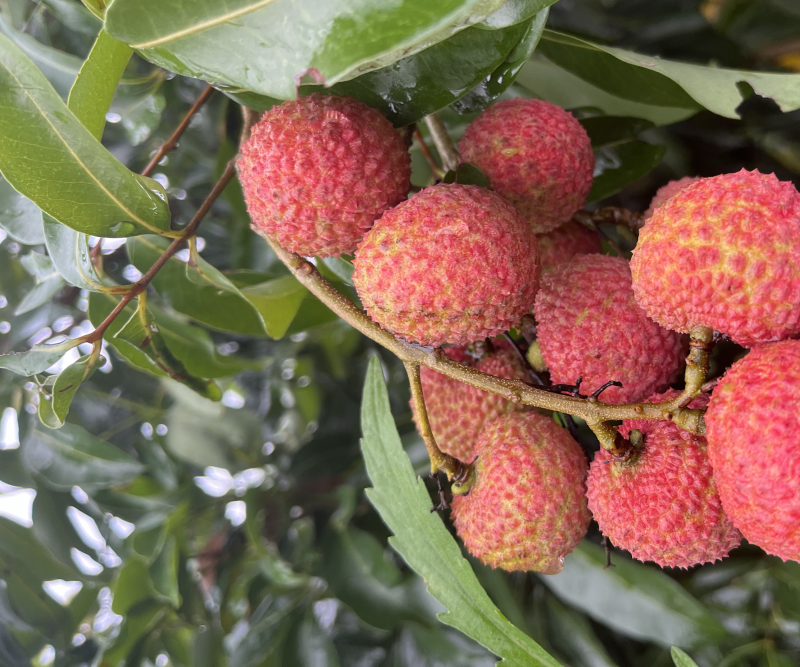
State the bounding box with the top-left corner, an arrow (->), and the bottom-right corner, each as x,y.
412,340 -> 531,462
239,91 -> 800,574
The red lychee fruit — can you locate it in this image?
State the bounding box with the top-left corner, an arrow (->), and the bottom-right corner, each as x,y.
238,94 -> 411,258
412,340 -> 530,462
631,170 -> 800,347
643,176 -> 701,220
537,220 -> 602,274
706,340 -> 800,562
459,99 -> 595,234
352,183 -> 540,347
534,254 -> 686,404
587,390 -> 742,568
451,412 -> 590,574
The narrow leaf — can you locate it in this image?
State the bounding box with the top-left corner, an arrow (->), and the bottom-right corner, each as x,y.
671,647 -> 700,667
0,338 -> 80,376
360,356 -> 560,666
43,215 -> 109,291
0,175 -> 44,245
68,29 -> 133,141
0,34 -> 171,237
37,352 -> 103,428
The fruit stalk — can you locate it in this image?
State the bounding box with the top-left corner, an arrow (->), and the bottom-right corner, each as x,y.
424,113 -> 460,172
262,234 -> 707,435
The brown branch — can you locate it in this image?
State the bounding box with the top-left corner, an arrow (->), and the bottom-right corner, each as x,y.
424,113 -> 460,173
574,207 -> 646,233
413,128 -> 444,179
84,106 -> 258,344
260,233 -> 707,440
142,85 -> 215,177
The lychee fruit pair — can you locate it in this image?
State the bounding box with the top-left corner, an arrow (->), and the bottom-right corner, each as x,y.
238,94 -> 411,258
411,340 -> 530,463
632,170 -> 800,347
587,390 -> 742,568
451,412 -> 590,574
534,253 -> 686,404
706,340 -> 800,563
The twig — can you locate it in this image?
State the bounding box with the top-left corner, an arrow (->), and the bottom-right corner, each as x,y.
424,113 -> 460,173
142,85 -> 215,177
413,128 -> 444,179
260,233 -> 708,440
573,207 -> 646,233
83,106 -> 258,344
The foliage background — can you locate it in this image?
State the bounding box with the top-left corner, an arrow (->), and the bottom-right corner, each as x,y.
0,0 -> 799,665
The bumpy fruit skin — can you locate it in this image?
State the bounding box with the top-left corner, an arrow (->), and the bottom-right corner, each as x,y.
460,99 -> 595,234
412,340 -> 530,462
643,176 -> 701,220
537,220 -> 602,273
238,94 -> 411,257
352,183 -> 540,346
451,412 -> 590,573
631,170 -> 800,347
587,391 -> 741,568
534,254 -> 686,403
706,341 -> 800,562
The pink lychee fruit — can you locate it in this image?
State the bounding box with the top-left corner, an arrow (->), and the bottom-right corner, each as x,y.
238,94 -> 411,257
451,412 -> 590,573
643,176 -> 702,220
631,170 -> 800,347
534,254 -> 686,404
412,340 -> 530,462
587,390 -> 742,568
460,99 -> 595,234
537,220 -> 602,273
706,340 -> 800,562
352,183 -> 540,347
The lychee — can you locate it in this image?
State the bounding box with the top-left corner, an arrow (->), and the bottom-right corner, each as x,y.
412,340 -> 530,462
451,412 -> 590,574
537,220 -> 602,274
534,254 -> 686,404
705,340 -> 800,562
587,390 -> 742,569
643,176 -> 701,220
352,183 -> 540,347
238,93 -> 411,258
459,99 -> 595,234
631,170 -> 800,347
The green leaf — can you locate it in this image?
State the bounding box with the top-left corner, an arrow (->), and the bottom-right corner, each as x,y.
105,0 -> 507,100
0,517 -> 79,583
3,567 -> 72,645
0,35 -> 172,237
360,356 -> 560,666
0,14 -> 83,99
536,30 -> 800,119
42,0 -> 103,37
539,542 -> 727,649
21,421 -> 143,492
671,647 -> 700,667
230,595 -> 304,667
42,216 -> 109,291
580,116 -> 666,202
68,29 -> 133,141
79,0 -> 105,20
546,596 -> 619,667
0,338 -> 81,376
516,57 -> 697,126
37,352 -> 102,428
442,162 -> 492,188
149,537 -> 181,608
305,19 -> 533,127
0,175 -> 44,245
238,276 -> 308,340
14,253 -> 65,315
102,600 -> 166,664
477,0 -> 555,29
113,301 -> 222,400
285,606 -> 341,667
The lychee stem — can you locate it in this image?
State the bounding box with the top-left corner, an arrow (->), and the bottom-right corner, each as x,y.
405,362 -> 473,487
424,113 -> 460,173
678,325 -> 714,406
413,127 -> 444,179
263,234 -> 708,441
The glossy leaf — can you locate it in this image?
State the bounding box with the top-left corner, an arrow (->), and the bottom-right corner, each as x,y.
114,301 -> 222,400
105,0 -> 507,100
540,542 -> 727,649
43,216 -> 109,291
38,352 -> 102,428
360,356 -> 560,666
306,19 -> 533,127
68,29 -> 133,141
0,35 -> 171,237
537,30 -> 800,119
0,517 -> 79,582
671,647 -> 700,667
15,253 -> 65,315
42,0 -> 103,37
150,537 -> 181,608
442,162 -> 492,188
0,176 -> 44,245
238,276 -> 308,340
22,421 -> 143,492
477,0 -> 554,29
0,338 -> 81,376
